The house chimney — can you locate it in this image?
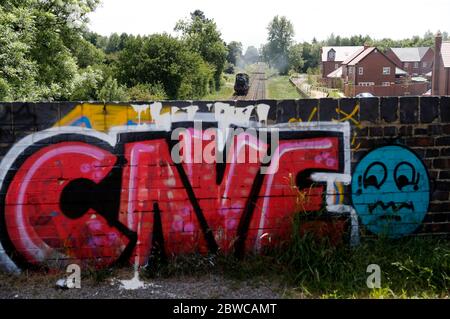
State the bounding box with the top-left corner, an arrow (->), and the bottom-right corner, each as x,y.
432,32 -> 442,95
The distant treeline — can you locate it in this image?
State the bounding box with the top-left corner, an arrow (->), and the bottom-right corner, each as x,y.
259,18 -> 449,76
1,1 -> 448,101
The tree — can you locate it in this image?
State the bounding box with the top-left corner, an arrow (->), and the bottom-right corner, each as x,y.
117,33 -> 214,99
0,4 -> 39,101
175,10 -> 228,90
0,0 -> 101,101
226,41 -> 243,66
70,37 -> 105,68
98,76 -> 128,101
106,33 -> 121,53
301,41 -> 321,73
288,44 -> 304,73
243,46 -> 260,65
70,66 -> 103,101
265,16 -> 295,74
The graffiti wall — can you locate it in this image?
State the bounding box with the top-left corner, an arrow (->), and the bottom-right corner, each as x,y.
0,97 -> 449,272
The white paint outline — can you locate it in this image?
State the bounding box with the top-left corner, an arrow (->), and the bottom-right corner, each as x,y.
0,114 -> 356,271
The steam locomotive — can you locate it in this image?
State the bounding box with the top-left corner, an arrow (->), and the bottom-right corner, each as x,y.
234,73 -> 250,96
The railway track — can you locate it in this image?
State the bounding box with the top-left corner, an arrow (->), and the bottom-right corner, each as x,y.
232,63 -> 266,100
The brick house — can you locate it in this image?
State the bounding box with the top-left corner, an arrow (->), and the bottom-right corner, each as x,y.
342,47 -> 395,93
320,46 -> 363,79
341,47 -> 428,97
386,47 -> 434,76
432,32 -> 450,95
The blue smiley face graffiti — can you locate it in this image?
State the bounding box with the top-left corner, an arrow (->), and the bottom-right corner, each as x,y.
351,145 -> 430,238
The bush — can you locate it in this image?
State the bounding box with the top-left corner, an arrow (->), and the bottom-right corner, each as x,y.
98,76 -> 128,102
127,83 -> 167,101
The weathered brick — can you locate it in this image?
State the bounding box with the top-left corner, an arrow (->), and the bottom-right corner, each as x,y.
405,137 -> 435,147
369,127 -> 383,137
399,125 -> 413,136
400,96 -> 419,124
414,128 -> 428,136
434,158 -> 450,169
431,213 -> 449,223
356,127 -> 369,136
383,126 -> 397,136
441,148 -> 450,157
276,100 -> 297,123
440,171 -> 450,180
429,169 -> 439,179
428,124 -> 442,135
436,136 -> 450,146
420,96 -> 439,123
440,96 -> 450,122
359,97 -> 379,123
411,148 -> 426,158
436,181 -> 450,191
380,97 -> 398,123
429,202 -> 450,213
426,149 -> 440,158
442,124 -> 450,134
319,98 -> 338,121
298,99 -> 319,122
432,190 -> 449,202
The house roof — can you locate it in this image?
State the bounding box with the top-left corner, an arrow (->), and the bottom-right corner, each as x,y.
321,46 -> 364,62
389,47 -> 431,62
342,47 -> 398,67
327,66 -> 343,78
346,47 -> 377,66
442,42 -> 450,68
341,47 -> 365,65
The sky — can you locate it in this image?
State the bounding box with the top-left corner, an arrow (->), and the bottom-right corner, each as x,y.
88,0 -> 450,49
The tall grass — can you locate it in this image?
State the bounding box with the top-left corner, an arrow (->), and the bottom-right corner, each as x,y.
271,213 -> 450,297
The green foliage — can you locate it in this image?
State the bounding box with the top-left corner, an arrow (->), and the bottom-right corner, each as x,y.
288,43 -> 304,73
97,76 -> 128,102
70,66 -> 103,100
301,42 -> 321,73
0,0 -> 100,101
273,214 -> 450,297
226,41 -> 243,66
127,83 -> 167,101
70,37 -> 105,68
264,16 -> 295,75
175,10 -> 228,91
117,33 -> 214,100
267,75 -> 301,99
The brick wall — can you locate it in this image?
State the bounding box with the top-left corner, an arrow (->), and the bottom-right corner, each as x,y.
0,98 -> 449,272
344,82 -> 429,97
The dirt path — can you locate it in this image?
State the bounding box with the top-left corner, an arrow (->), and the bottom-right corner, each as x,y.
0,270 -> 285,299
291,75 -> 328,98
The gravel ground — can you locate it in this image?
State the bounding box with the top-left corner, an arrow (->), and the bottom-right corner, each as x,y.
0,269 -> 286,299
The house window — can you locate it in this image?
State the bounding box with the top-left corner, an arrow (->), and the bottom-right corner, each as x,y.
382,82 -> 391,87
335,64 -> 339,70
359,82 -> 375,86
383,67 -> 391,75
349,67 -> 354,75
358,67 -> 364,75
328,50 -> 336,61
404,62 -> 409,68
414,62 -> 419,68
423,62 -> 427,68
